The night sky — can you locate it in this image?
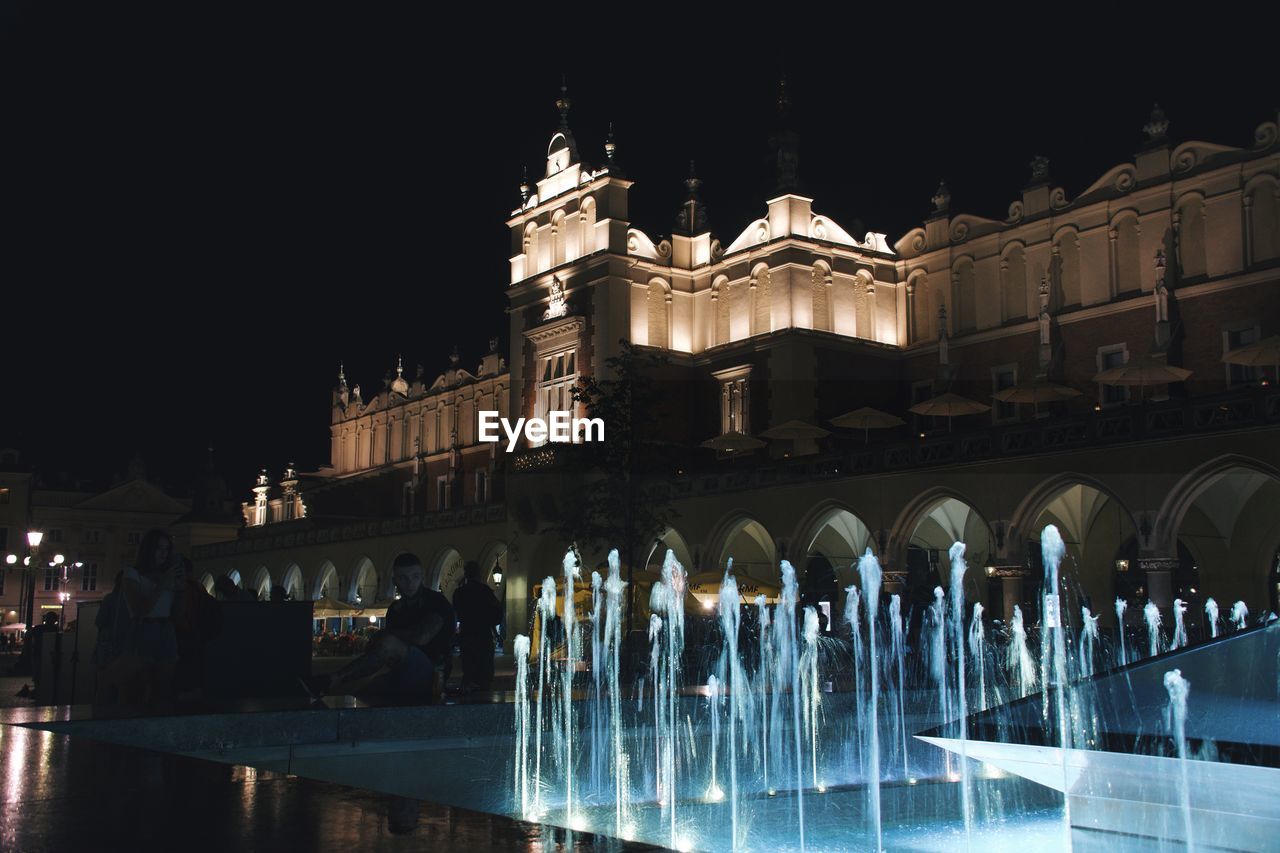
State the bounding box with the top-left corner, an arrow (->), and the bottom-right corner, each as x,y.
3,8 -> 1272,498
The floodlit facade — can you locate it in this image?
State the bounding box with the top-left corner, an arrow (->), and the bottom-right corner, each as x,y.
196,95 -> 1280,645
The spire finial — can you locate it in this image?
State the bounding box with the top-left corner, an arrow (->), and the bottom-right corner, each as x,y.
776,74 -> 791,118
685,160 -> 701,198
932,179 -> 951,214
1028,155 -> 1050,185
555,76 -> 571,128
396,354 -> 403,378
519,166 -> 530,203
338,362 -> 346,386
604,122 -> 617,163
1143,103 -> 1169,142
449,345 -> 460,367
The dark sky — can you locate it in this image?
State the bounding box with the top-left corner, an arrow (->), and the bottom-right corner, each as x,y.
3,8 -> 1273,497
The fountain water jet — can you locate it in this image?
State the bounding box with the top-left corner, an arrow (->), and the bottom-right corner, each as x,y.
1009,605 -> 1036,698
1115,598 -> 1129,666
1205,598 -> 1220,639
948,541 -> 972,840
1164,669 -> 1194,852
1171,598 -> 1187,651
1144,600 -> 1162,657
1231,600 -> 1249,630
859,548 -> 884,852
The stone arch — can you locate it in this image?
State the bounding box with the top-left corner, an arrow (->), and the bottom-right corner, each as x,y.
1008,473 -> 1141,624
226,569 -> 242,587
429,546 -> 465,600
550,209 -> 567,268
248,566 -> 271,601
1050,226 -> 1081,309
346,556 -> 378,605
523,222 -> 540,275
750,263 -> 772,336
199,573 -> 215,594
1175,192 -> 1207,278
1110,209 -> 1142,295
889,487 -> 993,587
642,525 -> 695,574
906,268 -> 929,343
1000,242 -> 1027,323
854,269 -> 875,340
709,513 -> 777,582
810,261 -> 832,333
647,277 -> 671,349
578,196 -> 597,256
313,560 -> 338,600
1154,457 -> 1280,610
281,564 -> 304,600
1245,175 -> 1280,264
794,502 -> 875,590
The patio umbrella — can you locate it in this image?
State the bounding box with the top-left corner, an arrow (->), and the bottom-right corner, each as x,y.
1222,335 -> 1280,379
700,431 -> 767,453
830,406 -> 906,443
759,420 -> 831,440
1093,358 -> 1192,401
908,392 -> 991,431
993,378 -> 1081,417
312,595 -> 361,619
358,599 -> 393,619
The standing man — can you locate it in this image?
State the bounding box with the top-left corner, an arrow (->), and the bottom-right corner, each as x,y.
324,552 -> 454,704
452,560 -> 502,692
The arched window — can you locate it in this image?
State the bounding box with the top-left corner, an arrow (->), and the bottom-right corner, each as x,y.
1051,231 -> 1081,309
952,259 -> 977,332
551,211 -> 566,268
1248,180 -> 1280,264
1176,196 -> 1206,278
524,223 -> 540,275
579,197 -> 596,256
811,264 -> 831,332
854,272 -> 873,339
713,277 -> 730,346
1001,245 -> 1027,322
1113,214 -> 1141,295
648,279 -> 670,349
751,265 -> 771,336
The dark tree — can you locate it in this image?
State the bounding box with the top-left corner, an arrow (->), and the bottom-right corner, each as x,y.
564,339 -> 676,637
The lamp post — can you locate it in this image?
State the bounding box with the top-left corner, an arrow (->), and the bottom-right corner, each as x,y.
23,530 -> 43,632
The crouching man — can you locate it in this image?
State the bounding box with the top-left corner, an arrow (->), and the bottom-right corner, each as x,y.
323,552 -> 455,704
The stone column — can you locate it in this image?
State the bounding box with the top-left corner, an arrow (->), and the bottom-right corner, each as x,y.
1137,556 -> 1178,608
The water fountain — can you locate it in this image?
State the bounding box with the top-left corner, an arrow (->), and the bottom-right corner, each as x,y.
1144,599 -> 1163,657
503,537 -> 1277,852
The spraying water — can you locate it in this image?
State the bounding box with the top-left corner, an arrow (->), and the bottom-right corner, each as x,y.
968,602 -> 986,712
859,549 -> 884,853
603,550 -> 629,837
948,541 -> 972,840
889,594 -> 909,780
561,550 -> 581,829
1164,669 -> 1195,852
1039,525 -> 1072,838
755,594 -> 771,797
1008,605 -> 1036,697
514,633 -> 532,817
1171,598 -> 1188,651
590,570 -> 604,796
1144,600 -> 1163,657
1230,600 -> 1249,630
1115,598 -> 1129,666
706,673 -> 723,803
718,570 -> 745,848
533,576 -> 557,818
1204,598 -> 1220,639
845,583 -> 865,783
800,607 -> 821,794
776,560 -> 805,850
1080,607 -> 1099,679
929,586 -> 948,721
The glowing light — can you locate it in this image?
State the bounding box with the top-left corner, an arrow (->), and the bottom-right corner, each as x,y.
26,531 -> 43,548
675,838 -> 694,853
620,824 -> 636,841
53,554 -> 64,565
569,817 -> 589,832
767,788 -> 777,797
947,772 -> 961,782
816,784 -> 827,793
908,777 -> 918,785
705,783 -> 725,802
4,555 -> 14,565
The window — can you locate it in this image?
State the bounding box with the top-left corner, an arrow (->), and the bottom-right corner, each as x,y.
992,365 -> 1018,422
475,470 -> 488,504
44,567 -> 57,591
534,348 -> 577,444
1097,345 -> 1129,407
436,475 -> 450,511
81,562 -> 98,592
1225,326 -> 1260,386
0,527 -> 6,552
49,529 -> 64,543
713,366 -> 752,435
0,487 -> 9,505
83,529 -> 102,544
